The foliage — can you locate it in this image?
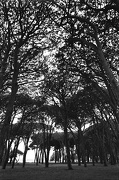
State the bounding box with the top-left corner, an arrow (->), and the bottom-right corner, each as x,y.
0,0 -> 119,169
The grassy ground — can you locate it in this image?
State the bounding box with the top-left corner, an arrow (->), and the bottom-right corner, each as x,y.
0,163 -> 119,180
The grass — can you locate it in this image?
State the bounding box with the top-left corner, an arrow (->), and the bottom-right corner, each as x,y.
0,163 -> 119,180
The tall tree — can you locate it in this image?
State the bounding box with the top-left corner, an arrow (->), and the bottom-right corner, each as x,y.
43,49 -> 81,169
0,0 -> 51,164
49,0 -> 119,138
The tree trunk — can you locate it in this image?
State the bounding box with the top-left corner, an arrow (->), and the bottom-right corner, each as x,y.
55,148 -> 57,163
76,144 -> 81,166
44,147 -> 50,167
2,140 -> 12,169
35,148 -> 40,166
92,152 -> 95,166
45,156 -> 49,168
41,148 -> 44,164
77,127 -> 82,166
44,144 -> 51,168
22,137 -> 29,168
69,123 -> 82,166
97,40 -> 119,128
64,125 -> 73,170
0,69 -> 18,164
110,151 -> 116,165
12,137 -> 20,169
83,150 -> 87,167
36,148 -> 40,166
59,149 -> 61,163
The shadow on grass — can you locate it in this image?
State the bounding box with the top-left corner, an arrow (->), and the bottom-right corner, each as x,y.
0,163 -> 119,180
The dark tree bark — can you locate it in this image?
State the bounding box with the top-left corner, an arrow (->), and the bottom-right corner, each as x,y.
12,137 -> 20,169
0,70 -> 19,164
2,140 -> 13,169
64,116 -> 73,170
22,137 -> 30,168
0,0 -> 50,166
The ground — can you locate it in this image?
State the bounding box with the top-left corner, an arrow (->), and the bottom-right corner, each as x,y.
0,163 -> 119,180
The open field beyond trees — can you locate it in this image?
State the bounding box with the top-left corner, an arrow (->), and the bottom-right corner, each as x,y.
0,163 -> 119,180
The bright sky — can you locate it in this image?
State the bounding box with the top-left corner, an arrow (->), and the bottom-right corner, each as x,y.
18,141 -> 54,163
18,142 -> 35,163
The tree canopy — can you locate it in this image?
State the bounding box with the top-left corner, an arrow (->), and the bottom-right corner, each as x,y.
0,0 -> 119,170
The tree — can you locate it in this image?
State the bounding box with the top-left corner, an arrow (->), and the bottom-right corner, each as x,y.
0,0 -> 52,165
0,92 -> 43,169
49,0 -> 119,139
43,49 -> 81,169
29,105 -> 56,167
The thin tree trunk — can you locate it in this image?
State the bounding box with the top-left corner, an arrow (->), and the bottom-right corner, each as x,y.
77,127 -> 82,166
55,148 -> 57,163
41,148 -> 44,164
0,70 -> 18,164
35,148 -> 39,166
12,137 -> 20,168
92,151 -> 95,166
22,137 -> 29,168
64,125 -> 73,170
2,140 -> 13,169
69,124 -> 82,166
76,144 -> 81,166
